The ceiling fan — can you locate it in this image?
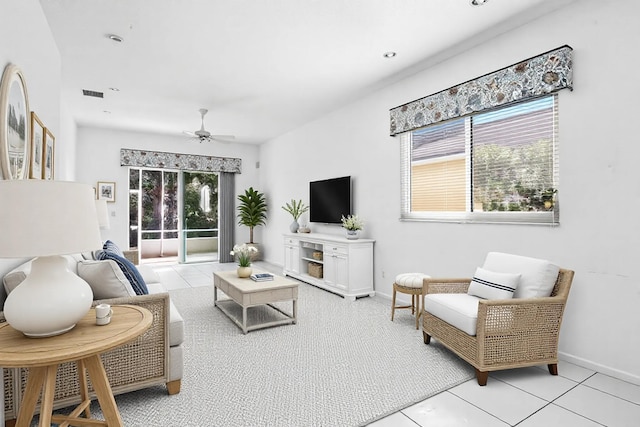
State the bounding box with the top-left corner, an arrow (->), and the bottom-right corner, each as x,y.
183,108 -> 235,143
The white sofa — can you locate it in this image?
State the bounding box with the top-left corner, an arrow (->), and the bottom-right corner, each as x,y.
0,250 -> 184,422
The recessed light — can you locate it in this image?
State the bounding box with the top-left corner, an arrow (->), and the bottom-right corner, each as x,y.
470,0 -> 488,5
108,87 -> 120,92
107,34 -> 124,43
383,51 -> 397,59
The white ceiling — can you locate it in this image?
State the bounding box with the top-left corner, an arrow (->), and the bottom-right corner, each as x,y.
40,0 -> 575,144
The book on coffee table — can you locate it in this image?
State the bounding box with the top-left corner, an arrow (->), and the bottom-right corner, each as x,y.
250,273 -> 274,282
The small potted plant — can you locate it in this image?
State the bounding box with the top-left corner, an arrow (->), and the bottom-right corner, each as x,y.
281,199 -> 309,233
341,214 -> 364,240
230,243 -> 258,277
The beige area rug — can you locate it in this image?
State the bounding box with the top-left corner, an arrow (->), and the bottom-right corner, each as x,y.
47,282 -> 474,426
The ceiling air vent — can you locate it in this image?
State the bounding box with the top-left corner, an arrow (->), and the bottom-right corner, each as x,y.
82,89 -> 104,98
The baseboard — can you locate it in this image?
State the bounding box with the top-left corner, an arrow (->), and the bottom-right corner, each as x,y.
559,351 -> 640,386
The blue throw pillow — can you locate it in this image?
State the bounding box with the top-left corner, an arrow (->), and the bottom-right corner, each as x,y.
103,240 -> 124,258
97,251 -> 149,295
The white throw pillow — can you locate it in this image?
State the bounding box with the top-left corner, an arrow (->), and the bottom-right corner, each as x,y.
77,260 -> 137,299
483,252 -> 560,298
2,259 -> 34,295
3,271 -> 27,295
467,267 -> 520,300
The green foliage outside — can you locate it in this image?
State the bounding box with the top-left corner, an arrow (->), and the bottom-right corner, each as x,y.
473,139 -> 556,212
183,172 -> 218,237
135,170 -> 218,240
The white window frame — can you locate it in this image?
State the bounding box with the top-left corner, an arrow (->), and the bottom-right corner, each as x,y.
400,95 -> 559,225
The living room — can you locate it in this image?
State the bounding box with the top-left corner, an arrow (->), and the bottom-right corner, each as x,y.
1,0 -> 639,426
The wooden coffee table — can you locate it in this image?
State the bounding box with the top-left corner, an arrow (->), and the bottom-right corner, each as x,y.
0,305 -> 151,427
213,270 -> 298,334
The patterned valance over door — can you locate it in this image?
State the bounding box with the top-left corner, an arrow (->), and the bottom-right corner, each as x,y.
120,148 -> 242,173
390,45 -> 573,136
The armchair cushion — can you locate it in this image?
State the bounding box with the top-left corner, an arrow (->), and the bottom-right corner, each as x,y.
483,252 -> 560,298
467,267 -> 520,300
423,293 -> 481,336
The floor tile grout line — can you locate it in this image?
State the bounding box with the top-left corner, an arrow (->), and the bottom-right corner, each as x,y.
444,388 -> 515,426
401,411 -> 429,427
579,372 -> 640,407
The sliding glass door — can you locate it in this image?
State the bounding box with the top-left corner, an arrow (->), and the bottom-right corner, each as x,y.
129,168 -> 219,263
181,171 -> 219,263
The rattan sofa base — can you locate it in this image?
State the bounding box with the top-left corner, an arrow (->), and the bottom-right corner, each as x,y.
422,269 -> 574,386
1,292 -> 173,422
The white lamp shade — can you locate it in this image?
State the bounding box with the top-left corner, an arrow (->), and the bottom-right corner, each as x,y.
0,180 -> 102,336
0,180 -> 102,257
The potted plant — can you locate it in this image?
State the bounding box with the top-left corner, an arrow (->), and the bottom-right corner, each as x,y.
281,199 -> 309,233
237,187 -> 267,258
341,214 -> 364,240
230,243 -> 258,277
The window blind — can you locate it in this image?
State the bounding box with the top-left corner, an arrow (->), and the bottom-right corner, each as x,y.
400,95 -> 559,225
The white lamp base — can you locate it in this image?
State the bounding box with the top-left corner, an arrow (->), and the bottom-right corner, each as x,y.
3,256 -> 93,338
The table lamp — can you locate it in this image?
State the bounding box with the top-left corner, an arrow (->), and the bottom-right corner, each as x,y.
0,180 -> 102,337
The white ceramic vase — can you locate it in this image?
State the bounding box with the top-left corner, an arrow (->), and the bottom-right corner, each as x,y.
346,229 -> 359,240
237,266 -> 252,278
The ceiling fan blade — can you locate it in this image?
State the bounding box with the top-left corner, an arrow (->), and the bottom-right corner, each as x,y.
183,109 -> 235,143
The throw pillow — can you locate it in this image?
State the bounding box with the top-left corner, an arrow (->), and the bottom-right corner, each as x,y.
467,267 -> 520,300
103,240 -> 125,258
3,271 -> 27,295
77,260 -> 137,299
97,251 -> 149,295
2,258 -> 34,296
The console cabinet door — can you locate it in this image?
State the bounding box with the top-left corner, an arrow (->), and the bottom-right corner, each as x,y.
284,238 -> 300,275
323,245 -> 348,290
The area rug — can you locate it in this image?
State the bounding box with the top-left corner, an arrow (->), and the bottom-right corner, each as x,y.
56,282 -> 474,426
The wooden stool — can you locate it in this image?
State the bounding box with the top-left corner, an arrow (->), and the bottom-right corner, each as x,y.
391,273 -> 430,329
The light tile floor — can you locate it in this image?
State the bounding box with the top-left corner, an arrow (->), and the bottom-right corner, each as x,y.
147,260 -> 640,427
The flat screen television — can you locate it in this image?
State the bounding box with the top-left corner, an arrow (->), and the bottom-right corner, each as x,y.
309,176 -> 352,224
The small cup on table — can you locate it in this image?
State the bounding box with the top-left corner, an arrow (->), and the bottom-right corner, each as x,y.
95,303 -> 113,326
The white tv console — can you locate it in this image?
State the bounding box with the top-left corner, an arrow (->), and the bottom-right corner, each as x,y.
283,233 -> 375,300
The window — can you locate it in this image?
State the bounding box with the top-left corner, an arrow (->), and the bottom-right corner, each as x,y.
401,95 -> 559,225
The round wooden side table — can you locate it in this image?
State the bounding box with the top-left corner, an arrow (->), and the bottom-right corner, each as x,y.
0,304 -> 152,427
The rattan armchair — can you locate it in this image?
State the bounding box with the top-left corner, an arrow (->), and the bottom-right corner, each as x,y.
422,268 -> 574,386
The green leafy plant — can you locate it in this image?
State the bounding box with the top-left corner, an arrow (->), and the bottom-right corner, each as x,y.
281,199 -> 309,221
230,243 -> 258,267
237,187 -> 267,244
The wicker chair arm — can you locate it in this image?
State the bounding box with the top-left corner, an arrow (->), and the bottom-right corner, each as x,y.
423,278 -> 472,295
477,296 -> 567,337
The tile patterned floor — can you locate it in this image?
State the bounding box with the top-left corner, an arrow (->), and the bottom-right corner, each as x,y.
147,260 -> 640,427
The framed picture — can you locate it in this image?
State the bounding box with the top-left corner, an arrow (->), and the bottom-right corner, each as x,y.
30,112 -> 44,179
43,128 -> 55,180
97,181 -> 116,202
0,63 -> 30,180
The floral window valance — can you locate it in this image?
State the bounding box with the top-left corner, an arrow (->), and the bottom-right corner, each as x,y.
390,45 -> 573,136
120,148 -> 242,173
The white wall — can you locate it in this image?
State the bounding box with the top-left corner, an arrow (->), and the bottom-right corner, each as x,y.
260,0 -> 640,384
0,0 -> 62,274
75,126 -> 262,247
